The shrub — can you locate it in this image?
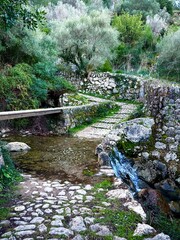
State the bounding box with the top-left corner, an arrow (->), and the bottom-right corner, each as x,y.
121,0 -> 160,19
156,29 -> 180,80
156,0 -> 173,15
112,13 -> 155,71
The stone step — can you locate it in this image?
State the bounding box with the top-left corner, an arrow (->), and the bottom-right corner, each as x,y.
92,123 -> 115,129
99,118 -> 121,123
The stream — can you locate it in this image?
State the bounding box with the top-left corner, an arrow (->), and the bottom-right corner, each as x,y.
5,135 -> 106,184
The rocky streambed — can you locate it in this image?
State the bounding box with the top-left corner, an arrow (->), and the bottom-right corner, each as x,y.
0,128 -> 179,240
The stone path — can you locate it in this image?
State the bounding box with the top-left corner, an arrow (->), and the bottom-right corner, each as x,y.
0,169 -> 146,240
74,95 -> 136,139
0,168 -> 170,240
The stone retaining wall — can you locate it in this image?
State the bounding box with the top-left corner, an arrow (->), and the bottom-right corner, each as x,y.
50,101 -> 117,134
60,72 -> 144,100
144,82 -> 180,180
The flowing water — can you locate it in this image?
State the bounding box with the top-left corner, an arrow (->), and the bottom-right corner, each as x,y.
5,135 -> 104,184
110,147 -> 148,193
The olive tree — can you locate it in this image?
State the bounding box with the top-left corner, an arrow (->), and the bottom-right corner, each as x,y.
156,29 -> 180,79
52,11 -> 118,75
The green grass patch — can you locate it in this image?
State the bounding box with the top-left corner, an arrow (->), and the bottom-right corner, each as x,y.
95,208 -> 144,240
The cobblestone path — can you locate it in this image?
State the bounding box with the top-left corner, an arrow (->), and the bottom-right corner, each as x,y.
74,95 -> 136,139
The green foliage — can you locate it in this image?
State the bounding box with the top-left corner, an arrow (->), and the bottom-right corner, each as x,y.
0,62 -> 75,111
98,60 -> 113,72
156,0 -> 173,14
94,179 -> 113,190
156,29 -> 180,80
0,146 -> 22,190
0,63 -> 38,110
112,13 -> 155,71
149,213 -> 180,240
0,0 -> 46,30
121,0 -> 160,19
52,11 -> 118,76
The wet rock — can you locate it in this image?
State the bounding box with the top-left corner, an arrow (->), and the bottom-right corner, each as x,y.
98,151 -> 111,166
133,223 -> 156,236
95,144 -> 103,155
153,161 -> 167,178
138,189 -> 171,216
144,233 -> 171,240
135,161 -> 159,183
154,179 -> 180,200
6,142 -> 31,152
70,216 -> 86,232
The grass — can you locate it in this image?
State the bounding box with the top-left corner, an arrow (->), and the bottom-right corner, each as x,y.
149,214 -> 180,240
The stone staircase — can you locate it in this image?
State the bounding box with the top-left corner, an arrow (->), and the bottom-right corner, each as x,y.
74,95 -> 137,139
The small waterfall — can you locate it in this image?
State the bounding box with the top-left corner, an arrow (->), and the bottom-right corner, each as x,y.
110,147 -> 146,193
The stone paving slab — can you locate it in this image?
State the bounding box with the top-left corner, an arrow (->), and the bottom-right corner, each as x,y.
75,96 -> 137,139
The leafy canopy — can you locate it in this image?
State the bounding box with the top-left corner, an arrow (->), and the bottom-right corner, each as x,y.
0,0 -> 46,29
53,11 -> 118,75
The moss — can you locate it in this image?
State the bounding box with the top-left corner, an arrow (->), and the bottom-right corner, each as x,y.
83,168 -> 96,176
117,139 -> 139,157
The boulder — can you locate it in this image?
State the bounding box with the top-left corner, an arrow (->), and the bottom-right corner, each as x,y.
133,223 -> 156,236
6,142 -> 31,152
138,188 -> 171,216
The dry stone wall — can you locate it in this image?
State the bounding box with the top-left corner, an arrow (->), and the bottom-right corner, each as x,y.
144,83 -> 180,181
60,72 -> 145,100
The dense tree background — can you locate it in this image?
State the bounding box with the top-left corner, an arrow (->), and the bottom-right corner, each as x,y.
0,0 -> 179,111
